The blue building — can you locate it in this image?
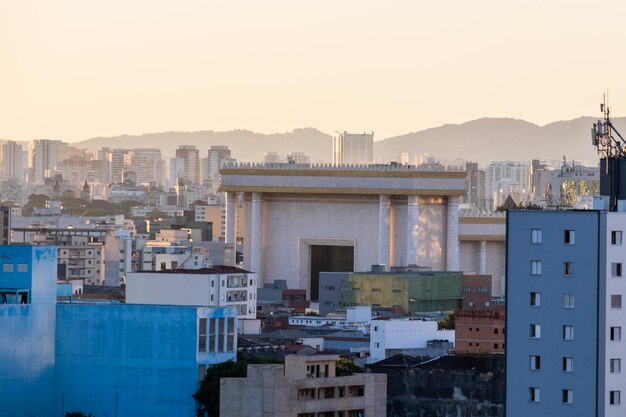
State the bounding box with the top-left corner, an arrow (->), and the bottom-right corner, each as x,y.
506,210 -> 603,416
0,245 -> 237,417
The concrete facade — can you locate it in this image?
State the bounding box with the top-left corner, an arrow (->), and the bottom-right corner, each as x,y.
0,245 -> 238,417
126,267 -> 257,319
220,354 -> 387,417
506,210 -> 601,417
220,163 -> 467,297
369,319 -> 454,364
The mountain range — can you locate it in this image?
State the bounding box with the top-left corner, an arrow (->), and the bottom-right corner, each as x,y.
18,117 -> 626,166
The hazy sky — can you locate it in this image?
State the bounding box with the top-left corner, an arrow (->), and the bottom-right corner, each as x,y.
2,0 -> 626,142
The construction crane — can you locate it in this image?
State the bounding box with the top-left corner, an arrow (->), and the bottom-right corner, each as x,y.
592,94 -> 626,211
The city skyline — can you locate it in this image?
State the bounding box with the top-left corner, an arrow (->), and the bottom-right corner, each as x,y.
2,1 -> 626,142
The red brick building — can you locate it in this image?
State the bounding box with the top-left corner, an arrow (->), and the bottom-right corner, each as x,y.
454,309 -> 505,354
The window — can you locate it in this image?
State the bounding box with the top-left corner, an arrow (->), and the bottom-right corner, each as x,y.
227,317 -> 235,352
198,318 -> 207,352
209,319 -> 216,353
348,385 -> 365,397
531,260 -> 542,276
564,230 -> 575,244
531,229 -> 542,244
17,264 -> 28,272
562,389 -> 574,404
217,318 -> 225,352
530,292 -> 541,307
564,262 -> 574,276
563,325 -> 574,341
210,294 -> 214,301
530,324 -> 541,339
612,231 -> 623,245
2,263 -> 14,272
611,326 -> 622,341
563,357 -> 574,372
611,358 -> 621,374
529,387 -> 540,403
530,355 -> 541,370
612,295 -> 622,309
613,263 -> 623,277
611,391 -> 621,405
563,293 -> 575,309
160,262 -> 167,270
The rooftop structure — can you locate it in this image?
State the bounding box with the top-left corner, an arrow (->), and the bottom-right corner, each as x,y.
220,354 -> 387,417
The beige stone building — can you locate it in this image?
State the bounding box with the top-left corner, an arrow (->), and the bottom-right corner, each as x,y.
220,355 -> 387,417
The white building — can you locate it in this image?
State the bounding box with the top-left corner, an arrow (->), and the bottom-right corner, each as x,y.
220,163 -> 466,298
1,141 -> 25,181
128,148 -> 165,187
333,131 -> 374,165
369,319 -> 454,363
485,161 -> 530,210
289,306 -> 372,329
126,266 -> 257,319
28,139 -> 65,183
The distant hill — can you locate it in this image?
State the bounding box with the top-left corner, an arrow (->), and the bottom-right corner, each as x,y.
74,128 -> 334,163
57,116 -> 626,166
374,116 -> 626,166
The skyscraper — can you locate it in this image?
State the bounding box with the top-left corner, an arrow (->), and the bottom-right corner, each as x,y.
28,139 -> 64,183
333,131 -> 374,165
0,141 -> 25,180
174,145 -> 200,184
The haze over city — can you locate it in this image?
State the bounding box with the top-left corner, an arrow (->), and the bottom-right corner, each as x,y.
3,0 -> 626,142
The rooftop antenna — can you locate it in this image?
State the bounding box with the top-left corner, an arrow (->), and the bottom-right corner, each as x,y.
592,92 -> 626,210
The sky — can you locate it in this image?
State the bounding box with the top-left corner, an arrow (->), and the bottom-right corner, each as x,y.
2,0 -> 626,142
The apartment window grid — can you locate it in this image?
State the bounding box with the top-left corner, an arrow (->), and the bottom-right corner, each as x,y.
529,355 -> 541,371
530,292 -> 541,307
612,294 -> 622,309
612,263 -> 622,278
563,325 -> 574,341
529,387 -> 540,403
562,389 -> 574,405
531,229 -> 542,244
611,358 -> 621,374
610,390 -> 621,406
530,324 -> 541,339
611,326 -> 622,342
563,357 -> 574,373
612,230 -> 623,245
563,293 -> 575,309
531,260 -> 542,276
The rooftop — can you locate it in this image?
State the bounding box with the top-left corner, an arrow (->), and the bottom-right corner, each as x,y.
136,265 -> 250,274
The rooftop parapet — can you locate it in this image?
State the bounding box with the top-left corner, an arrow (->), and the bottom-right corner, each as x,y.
222,161 -> 465,173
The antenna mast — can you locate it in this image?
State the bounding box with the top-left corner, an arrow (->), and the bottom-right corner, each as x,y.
592,94 -> 626,210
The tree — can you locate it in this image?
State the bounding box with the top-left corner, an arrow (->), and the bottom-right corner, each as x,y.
194,352 -> 282,417
438,312 -> 455,330
335,357 -> 363,376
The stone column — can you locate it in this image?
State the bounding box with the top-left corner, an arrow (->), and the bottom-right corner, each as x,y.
378,195 -> 391,268
225,191 -> 236,244
479,240 -> 487,275
406,196 -> 420,266
250,192 -> 263,277
446,195 -> 461,271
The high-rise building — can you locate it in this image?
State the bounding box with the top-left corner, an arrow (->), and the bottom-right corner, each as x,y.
28,139 -> 64,183
0,141 -> 25,180
485,161 -> 530,210
505,208 -> 626,416
129,148 -> 164,187
204,145 -> 234,193
465,162 -> 486,209
175,145 -> 200,184
333,131 -> 374,165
